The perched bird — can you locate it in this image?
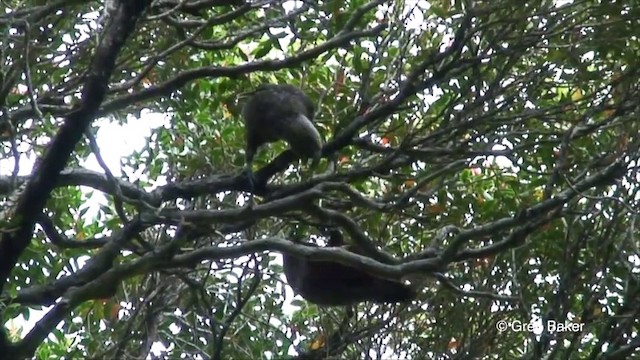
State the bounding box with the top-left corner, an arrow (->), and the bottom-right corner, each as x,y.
282,229 -> 417,306
241,84 -> 323,177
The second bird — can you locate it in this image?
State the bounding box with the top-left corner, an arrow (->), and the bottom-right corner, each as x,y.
283,229 -> 417,306
242,84 -> 323,172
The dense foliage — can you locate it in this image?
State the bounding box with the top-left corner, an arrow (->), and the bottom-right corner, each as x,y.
0,0 -> 639,359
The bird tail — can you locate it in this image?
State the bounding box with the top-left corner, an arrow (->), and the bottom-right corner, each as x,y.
371,279 -> 417,303
279,114 -> 323,164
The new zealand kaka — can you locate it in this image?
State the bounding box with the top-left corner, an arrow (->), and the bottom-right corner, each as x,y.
282,229 -> 417,306
241,84 -> 323,174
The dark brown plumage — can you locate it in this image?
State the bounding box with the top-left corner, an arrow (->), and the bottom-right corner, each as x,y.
282,230 -> 416,306
242,84 -> 323,170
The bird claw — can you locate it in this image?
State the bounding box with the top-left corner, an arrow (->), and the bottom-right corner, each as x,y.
240,166 -> 258,211
241,196 -> 256,214
241,166 -> 256,191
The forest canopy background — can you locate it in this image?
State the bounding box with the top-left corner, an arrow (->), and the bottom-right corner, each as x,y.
0,0 -> 639,359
